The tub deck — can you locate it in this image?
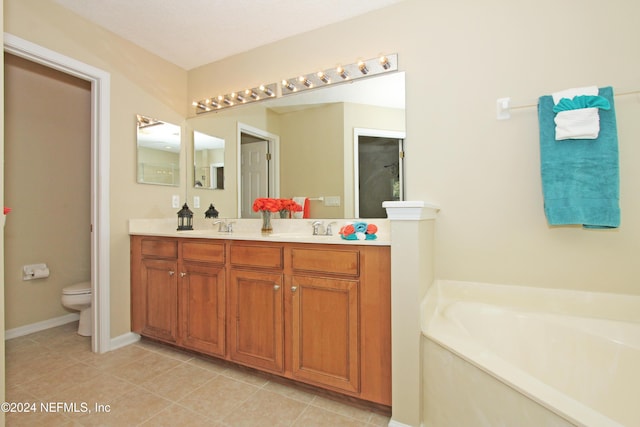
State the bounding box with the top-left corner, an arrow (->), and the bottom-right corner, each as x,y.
421,280 -> 640,427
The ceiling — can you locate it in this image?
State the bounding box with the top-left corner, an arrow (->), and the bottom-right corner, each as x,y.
53,0 -> 405,70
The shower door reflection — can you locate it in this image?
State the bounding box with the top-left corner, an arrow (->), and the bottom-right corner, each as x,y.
356,130 -> 405,218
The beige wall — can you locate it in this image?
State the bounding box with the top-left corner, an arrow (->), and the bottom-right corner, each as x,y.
4,53 -> 91,329
279,103 -> 344,218
188,0 -> 640,295
4,0 -> 188,338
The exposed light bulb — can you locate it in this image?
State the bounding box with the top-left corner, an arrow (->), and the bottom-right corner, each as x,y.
317,71 -> 330,84
336,66 -> 349,80
358,60 -> 369,75
282,80 -> 296,91
298,76 -> 313,88
260,84 -> 274,97
379,55 -> 391,70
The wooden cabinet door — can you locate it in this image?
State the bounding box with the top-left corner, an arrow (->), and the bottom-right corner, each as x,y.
229,269 -> 284,373
179,261 -> 225,357
290,275 -> 360,393
139,258 -> 178,344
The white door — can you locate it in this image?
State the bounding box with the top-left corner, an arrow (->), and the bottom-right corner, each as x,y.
240,140 -> 268,218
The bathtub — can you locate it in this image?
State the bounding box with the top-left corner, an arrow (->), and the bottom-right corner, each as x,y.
421,280 -> 640,427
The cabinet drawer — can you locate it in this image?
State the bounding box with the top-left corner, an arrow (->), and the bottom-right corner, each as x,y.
182,241 -> 225,264
230,244 -> 283,269
291,248 -> 359,276
141,238 -> 178,259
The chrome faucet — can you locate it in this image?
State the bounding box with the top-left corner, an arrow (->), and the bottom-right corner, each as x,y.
325,221 -> 337,236
312,221 -> 337,236
312,220 -> 324,236
213,219 -> 234,233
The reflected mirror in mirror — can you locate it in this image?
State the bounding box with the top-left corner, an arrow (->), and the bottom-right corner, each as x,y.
136,114 -> 180,186
186,72 -> 405,218
194,131 -> 225,189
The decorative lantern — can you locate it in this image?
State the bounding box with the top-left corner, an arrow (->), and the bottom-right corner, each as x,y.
177,203 -> 193,230
204,203 -> 219,218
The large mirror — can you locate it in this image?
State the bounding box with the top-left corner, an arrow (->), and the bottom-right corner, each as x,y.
136,114 -> 181,186
187,72 -> 405,218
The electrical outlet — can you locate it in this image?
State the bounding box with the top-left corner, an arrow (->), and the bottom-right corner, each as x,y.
193,196 -> 200,209
172,195 -> 180,208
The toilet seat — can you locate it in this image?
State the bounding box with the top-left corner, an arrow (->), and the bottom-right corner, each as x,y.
62,281 -> 91,295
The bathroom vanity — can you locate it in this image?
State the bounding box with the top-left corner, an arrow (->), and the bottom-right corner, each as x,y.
129,220 -> 391,407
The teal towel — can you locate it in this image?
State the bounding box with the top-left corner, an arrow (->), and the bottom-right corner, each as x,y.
340,233 -> 377,240
538,86 -> 620,228
353,222 -> 368,233
552,95 -> 611,113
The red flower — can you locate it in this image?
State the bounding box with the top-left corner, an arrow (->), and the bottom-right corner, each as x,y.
252,198 -> 281,212
279,199 -> 302,212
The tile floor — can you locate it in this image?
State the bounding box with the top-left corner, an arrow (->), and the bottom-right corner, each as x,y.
5,322 -> 391,426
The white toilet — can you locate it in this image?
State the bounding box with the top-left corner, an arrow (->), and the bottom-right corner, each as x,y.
61,281 -> 92,336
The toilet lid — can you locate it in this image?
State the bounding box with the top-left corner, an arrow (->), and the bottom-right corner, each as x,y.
63,281 -> 91,295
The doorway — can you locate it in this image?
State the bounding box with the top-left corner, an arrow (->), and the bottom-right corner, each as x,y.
4,34 -> 111,353
354,128 -> 405,218
237,123 -> 279,218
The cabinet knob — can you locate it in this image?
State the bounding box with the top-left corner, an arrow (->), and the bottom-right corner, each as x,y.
180,272 -> 187,277
291,286 -> 298,292
273,285 -> 280,291
169,271 -> 175,276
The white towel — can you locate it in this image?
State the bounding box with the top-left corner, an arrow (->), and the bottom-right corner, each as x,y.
292,197 -> 305,219
552,86 -> 598,105
552,86 -> 600,140
554,108 -> 600,140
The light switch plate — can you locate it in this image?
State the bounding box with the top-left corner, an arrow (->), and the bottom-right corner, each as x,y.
172,195 -> 180,208
193,196 -> 200,209
324,196 -> 341,207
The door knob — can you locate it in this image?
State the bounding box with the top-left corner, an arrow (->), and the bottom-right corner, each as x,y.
274,285 -> 280,291
168,271 -> 175,276
180,272 -> 187,277
291,286 -> 298,292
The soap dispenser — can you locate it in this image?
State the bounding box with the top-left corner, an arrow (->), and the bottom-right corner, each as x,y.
205,203 -> 219,218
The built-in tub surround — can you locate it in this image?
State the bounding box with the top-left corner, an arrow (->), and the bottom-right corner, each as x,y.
422,280 -> 640,427
128,217 -> 390,245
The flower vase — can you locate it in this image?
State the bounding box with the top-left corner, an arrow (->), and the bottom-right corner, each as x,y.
261,211 -> 273,233
279,210 -> 289,219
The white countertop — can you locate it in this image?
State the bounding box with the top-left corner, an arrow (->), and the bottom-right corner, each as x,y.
129,217 -> 390,246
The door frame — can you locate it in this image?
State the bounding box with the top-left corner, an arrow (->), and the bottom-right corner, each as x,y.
4,33 -> 111,353
353,128 -> 406,218
237,122 -> 280,217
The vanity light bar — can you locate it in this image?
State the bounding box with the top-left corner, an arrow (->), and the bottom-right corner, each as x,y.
280,53 -> 398,96
192,54 -> 398,113
193,82 -> 278,114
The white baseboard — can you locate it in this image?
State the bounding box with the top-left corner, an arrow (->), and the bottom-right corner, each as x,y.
109,332 -> 140,351
4,313 -> 80,340
388,420 -> 417,427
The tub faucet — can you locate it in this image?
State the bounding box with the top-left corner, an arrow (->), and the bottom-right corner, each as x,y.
213,219 -> 234,233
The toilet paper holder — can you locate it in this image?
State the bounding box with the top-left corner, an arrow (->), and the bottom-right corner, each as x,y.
23,263 -> 50,280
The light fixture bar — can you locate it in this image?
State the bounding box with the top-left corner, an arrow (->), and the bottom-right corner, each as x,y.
192,54 -> 397,113
280,53 -> 398,97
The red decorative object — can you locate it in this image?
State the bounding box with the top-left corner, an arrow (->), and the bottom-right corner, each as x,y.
252,198 -> 281,213
279,199 -> 303,214
3,207 -> 11,215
